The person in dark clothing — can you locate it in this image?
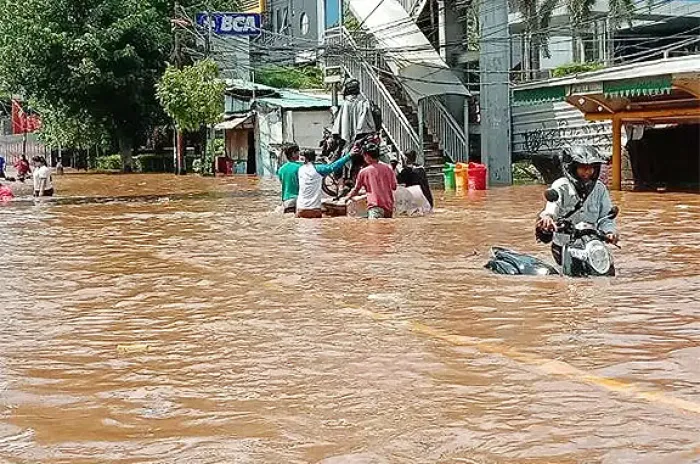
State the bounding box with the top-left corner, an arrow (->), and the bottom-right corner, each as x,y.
397,150 -> 434,208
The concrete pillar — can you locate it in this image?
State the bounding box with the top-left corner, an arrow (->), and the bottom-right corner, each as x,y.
612,117 -> 622,190
479,0 -> 512,185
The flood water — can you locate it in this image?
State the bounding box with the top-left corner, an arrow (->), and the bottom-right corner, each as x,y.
0,174 -> 699,464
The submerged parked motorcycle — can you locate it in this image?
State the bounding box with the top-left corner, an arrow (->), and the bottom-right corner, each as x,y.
486,189 -> 620,277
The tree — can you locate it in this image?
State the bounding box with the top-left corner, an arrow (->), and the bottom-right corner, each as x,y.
157,59 -> 225,132
567,0 -> 595,62
36,104 -> 109,152
156,58 -> 225,174
0,0 -> 240,172
0,0 -> 174,171
255,66 -> 324,89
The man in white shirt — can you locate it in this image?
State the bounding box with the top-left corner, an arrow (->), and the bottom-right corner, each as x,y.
32,156 -> 54,197
296,150 -> 351,218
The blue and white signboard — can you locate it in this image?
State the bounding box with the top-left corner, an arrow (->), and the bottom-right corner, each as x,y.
196,12 -> 261,36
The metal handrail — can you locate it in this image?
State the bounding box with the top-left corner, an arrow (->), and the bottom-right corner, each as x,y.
328,29 -> 422,156
420,96 -> 469,163
328,27 -> 469,164
345,29 -> 469,164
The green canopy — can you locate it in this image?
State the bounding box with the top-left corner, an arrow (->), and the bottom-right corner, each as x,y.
513,86 -> 566,105
603,76 -> 673,99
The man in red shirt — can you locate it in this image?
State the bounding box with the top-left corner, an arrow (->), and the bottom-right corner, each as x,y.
345,143 -> 397,219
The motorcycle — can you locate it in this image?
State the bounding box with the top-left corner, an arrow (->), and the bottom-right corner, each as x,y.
319,131 -> 382,199
485,189 -> 620,277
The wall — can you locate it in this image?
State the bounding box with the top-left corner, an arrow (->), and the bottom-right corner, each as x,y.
539,36 -> 575,70
512,100 -> 613,161
289,109 -> 333,150
266,0 -> 320,62
215,37 -> 251,81
257,107 -> 284,177
225,129 -> 250,161
225,96 -> 253,114
241,0 -> 261,11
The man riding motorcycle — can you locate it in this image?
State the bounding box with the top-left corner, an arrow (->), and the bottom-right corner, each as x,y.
536,145 -> 619,265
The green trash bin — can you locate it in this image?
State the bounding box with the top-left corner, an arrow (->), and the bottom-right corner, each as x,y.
443,163 -> 456,190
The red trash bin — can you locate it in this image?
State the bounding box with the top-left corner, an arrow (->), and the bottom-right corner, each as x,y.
216,156 -> 227,174
468,162 -> 487,190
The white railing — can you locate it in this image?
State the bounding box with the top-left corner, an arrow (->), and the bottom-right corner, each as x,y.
420,96 -> 469,163
327,28 -> 469,164
343,28 -> 469,164
328,30 -> 422,156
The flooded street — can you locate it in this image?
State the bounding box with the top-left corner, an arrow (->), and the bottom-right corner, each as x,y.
0,174 -> 699,463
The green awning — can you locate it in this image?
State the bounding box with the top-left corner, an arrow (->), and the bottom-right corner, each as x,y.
513,86 -> 566,105
603,75 -> 673,98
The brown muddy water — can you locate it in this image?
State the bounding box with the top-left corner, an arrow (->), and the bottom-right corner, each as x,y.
0,174 -> 699,464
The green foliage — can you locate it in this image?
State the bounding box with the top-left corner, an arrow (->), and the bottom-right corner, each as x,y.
96,154 -> 123,171
513,161 -> 544,185
156,59 -> 226,132
212,138 -> 225,157
465,2 -> 480,52
36,104 -> 110,150
255,66 -> 323,89
344,6 -> 361,31
568,0 -> 635,42
0,0 -> 171,166
552,61 -> 604,77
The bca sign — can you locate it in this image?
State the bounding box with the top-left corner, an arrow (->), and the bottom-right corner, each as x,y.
196,12 -> 261,36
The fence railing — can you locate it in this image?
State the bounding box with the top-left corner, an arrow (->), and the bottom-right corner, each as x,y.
344,28 -> 469,163
420,96 -> 469,163
327,27 -> 470,163
327,29 -> 422,157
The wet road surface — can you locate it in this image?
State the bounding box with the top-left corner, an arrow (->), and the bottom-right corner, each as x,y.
0,174 -> 699,463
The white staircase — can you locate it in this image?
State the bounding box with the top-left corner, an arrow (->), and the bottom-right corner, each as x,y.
330,0 -> 471,165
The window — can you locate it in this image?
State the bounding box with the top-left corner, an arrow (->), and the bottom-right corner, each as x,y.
300,12 -> 310,36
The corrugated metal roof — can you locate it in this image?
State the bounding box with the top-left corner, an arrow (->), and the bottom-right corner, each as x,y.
226,79 -> 331,109
215,114 -> 253,130
515,55 -> 700,91
257,90 -> 332,110
225,79 -> 279,96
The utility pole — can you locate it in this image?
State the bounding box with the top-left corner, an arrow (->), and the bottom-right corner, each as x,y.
479,0 -> 512,186
173,0 -> 186,175
204,7 -> 213,175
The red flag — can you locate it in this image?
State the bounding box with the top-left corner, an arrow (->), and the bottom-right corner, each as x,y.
10,100 -> 42,134
25,114 -> 42,132
11,100 -> 24,134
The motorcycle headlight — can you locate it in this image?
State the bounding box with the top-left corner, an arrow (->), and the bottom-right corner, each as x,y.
585,241 -> 611,275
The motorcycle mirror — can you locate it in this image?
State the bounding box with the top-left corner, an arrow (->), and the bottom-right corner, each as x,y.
544,189 -> 560,203
608,206 -> 620,220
